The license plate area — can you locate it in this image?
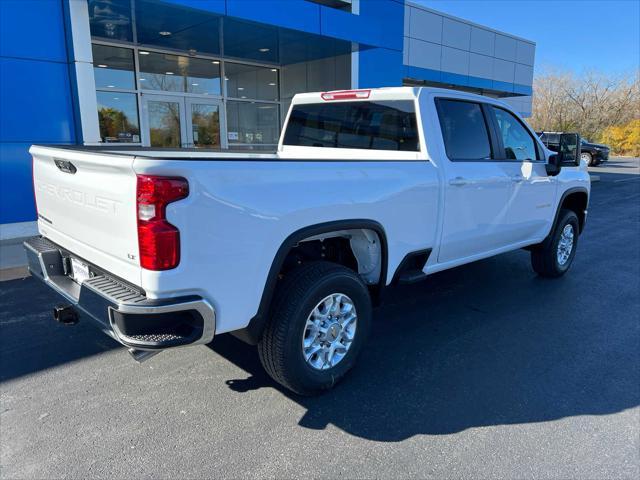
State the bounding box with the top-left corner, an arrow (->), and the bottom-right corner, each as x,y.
70,257 -> 91,285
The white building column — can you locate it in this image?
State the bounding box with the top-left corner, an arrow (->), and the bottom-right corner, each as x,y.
65,0 -> 101,145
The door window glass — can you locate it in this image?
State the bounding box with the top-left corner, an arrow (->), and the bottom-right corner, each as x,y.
147,100 -> 182,147
436,99 -> 492,160
93,44 -> 135,90
138,52 -> 221,95
96,92 -> 140,143
492,107 -> 538,160
190,103 -> 221,148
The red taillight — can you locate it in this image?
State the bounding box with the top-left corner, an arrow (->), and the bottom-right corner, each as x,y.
136,175 -> 189,270
321,89 -> 371,101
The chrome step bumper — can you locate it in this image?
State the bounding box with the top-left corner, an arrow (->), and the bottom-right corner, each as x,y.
24,236 -> 215,351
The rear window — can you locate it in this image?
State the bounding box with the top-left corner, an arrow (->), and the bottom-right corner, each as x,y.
436,99 -> 492,161
283,100 -> 420,151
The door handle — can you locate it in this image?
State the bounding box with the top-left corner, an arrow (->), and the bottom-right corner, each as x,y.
511,174 -> 524,183
449,177 -> 469,187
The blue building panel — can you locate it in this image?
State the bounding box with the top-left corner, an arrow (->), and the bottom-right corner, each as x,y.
467,75 -> 494,90
0,0 -> 68,63
0,143 -> 38,224
0,58 -> 76,144
440,71 -> 470,88
513,84 -> 533,96
320,1 -> 404,51
358,47 -> 403,88
405,66 -> 441,83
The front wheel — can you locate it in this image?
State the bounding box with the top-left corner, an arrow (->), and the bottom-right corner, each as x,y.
581,152 -> 593,166
258,262 -> 372,395
531,209 -> 580,277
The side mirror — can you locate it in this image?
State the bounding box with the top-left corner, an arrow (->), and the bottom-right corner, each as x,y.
559,133 -> 581,166
546,133 -> 581,176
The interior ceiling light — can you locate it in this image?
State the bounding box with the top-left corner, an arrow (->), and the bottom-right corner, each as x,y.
140,78 -> 146,81
271,69 -> 277,72
139,51 -> 150,55
237,87 -> 244,91
192,83 -> 199,86
212,60 -> 220,64
97,64 -> 108,68
268,82 -> 276,86
159,31 -> 172,36
165,71 -> 174,75
259,48 -> 270,52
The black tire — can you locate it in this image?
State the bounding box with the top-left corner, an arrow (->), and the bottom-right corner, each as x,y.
531,209 -> 580,277
258,261 -> 372,396
581,152 -> 593,166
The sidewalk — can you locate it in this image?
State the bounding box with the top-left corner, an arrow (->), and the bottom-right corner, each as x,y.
0,238 -> 29,281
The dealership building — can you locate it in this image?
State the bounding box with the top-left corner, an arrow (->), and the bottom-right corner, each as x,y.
0,0 -> 535,238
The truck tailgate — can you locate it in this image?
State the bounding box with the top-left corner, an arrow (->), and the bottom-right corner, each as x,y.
30,145 -> 140,285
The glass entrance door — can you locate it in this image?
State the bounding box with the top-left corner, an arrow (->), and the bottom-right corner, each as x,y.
141,94 -> 186,147
142,94 -> 225,148
185,98 -> 226,148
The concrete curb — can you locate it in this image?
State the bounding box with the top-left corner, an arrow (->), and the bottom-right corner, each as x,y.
0,266 -> 29,282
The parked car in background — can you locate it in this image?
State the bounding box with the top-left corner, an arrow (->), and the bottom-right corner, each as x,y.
25,87 -> 590,395
537,132 -> 610,166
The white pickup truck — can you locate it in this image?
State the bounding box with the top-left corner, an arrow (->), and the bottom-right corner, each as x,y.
25,87 -> 589,395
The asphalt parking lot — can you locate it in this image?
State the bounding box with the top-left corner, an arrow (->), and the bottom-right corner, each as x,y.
1,158 -> 639,479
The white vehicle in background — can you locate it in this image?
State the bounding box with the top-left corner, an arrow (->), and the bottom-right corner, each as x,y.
25,87 -> 589,395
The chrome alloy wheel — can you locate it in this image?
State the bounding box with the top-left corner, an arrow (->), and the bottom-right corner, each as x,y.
581,153 -> 592,165
302,293 -> 357,371
557,224 -> 575,266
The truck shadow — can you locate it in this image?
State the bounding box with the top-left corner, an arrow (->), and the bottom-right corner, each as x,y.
0,277 -> 119,382
208,249 -> 639,441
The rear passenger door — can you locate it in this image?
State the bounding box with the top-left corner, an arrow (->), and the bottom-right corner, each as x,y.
435,98 -> 514,264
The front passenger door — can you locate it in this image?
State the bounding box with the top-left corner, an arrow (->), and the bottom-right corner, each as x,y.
489,106 -> 556,243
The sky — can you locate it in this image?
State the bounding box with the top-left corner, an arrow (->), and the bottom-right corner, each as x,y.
415,0 -> 640,76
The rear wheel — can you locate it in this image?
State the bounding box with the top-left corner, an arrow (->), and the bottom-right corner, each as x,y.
581,152 -> 593,166
531,209 -> 580,277
258,261 -> 372,395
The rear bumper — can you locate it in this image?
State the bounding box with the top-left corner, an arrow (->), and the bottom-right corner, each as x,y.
24,236 -> 215,351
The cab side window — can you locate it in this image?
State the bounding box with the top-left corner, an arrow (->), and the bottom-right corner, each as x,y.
491,107 -> 538,161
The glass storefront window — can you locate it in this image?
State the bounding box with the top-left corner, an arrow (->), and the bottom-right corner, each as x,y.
89,0 -> 133,42
225,63 -> 279,101
138,52 -> 221,95
92,44 -> 135,90
96,92 -> 140,143
226,101 -> 279,146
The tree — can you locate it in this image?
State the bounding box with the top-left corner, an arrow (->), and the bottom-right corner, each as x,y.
529,68 -> 639,152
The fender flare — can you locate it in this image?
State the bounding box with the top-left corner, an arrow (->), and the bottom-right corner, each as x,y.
233,219 -> 388,345
552,187 -> 589,234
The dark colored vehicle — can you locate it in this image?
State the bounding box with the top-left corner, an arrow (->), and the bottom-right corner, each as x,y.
537,132 -> 610,166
